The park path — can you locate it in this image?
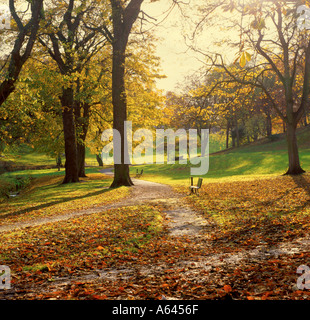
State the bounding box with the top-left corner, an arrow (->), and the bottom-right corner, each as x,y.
0,168 -> 208,235
3,169 -> 310,300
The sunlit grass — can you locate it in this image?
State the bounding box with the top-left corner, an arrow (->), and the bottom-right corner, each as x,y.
0,169 -> 128,226
1,145 -> 101,167
129,128 -> 310,186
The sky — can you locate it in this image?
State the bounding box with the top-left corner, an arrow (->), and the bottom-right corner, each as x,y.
141,0 -> 207,93
141,0 -> 239,94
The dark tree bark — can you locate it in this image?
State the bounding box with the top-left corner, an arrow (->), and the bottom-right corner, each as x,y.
77,143 -> 86,177
110,47 -> 133,187
266,112 -> 272,137
75,101 -> 90,178
96,154 -> 104,166
286,121 -> 305,175
226,120 -> 230,149
0,0 -> 43,106
109,0 -> 144,188
235,114 -> 240,147
262,100 -> 272,137
61,87 -> 79,183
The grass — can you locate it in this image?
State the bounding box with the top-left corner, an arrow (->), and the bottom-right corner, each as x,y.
0,174 -> 34,199
0,167 -> 102,201
130,127 -> 310,185
0,168 -> 128,226
1,144 -> 101,167
1,127 -> 310,225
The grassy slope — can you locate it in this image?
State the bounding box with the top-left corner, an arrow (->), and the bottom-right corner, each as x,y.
0,169 -> 129,225
1,127 -> 310,215
131,127 -> 310,185
1,145 -> 99,167
0,146 -> 102,198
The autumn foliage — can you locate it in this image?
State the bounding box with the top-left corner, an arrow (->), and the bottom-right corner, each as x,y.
1,173 -> 310,300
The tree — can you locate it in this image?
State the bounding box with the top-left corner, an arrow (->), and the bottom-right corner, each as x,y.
108,0 -> 144,188
38,0 -> 107,183
86,35 -> 164,168
251,1 -> 309,174
0,54 -> 65,158
192,0 -> 310,174
0,0 -> 43,106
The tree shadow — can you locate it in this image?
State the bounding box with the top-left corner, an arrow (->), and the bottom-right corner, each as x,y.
0,186 -> 112,220
291,174 -> 310,198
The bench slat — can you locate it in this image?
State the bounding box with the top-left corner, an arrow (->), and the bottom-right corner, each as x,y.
190,177 -> 203,194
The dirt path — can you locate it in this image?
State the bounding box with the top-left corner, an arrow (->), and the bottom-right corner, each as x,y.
0,169 -> 208,236
2,169 -> 310,300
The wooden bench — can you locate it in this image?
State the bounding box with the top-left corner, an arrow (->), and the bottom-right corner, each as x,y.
189,177 -> 203,195
135,169 -> 143,178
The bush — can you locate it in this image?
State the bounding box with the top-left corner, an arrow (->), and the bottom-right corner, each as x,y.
268,134 -> 282,142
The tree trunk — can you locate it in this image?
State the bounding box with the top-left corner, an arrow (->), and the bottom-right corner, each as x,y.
96,154 -> 103,166
61,87 -> 79,183
75,102 -> 90,178
110,42 -> 133,188
235,116 -> 240,147
232,133 -> 235,148
77,143 -> 86,177
282,121 -> 286,133
226,121 -> 230,149
285,122 -> 305,175
109,0 -> 143,188
110,49 -> 133,187
112,164 -> 132,186
304,113 -> 308,127
266,112 -> 272,137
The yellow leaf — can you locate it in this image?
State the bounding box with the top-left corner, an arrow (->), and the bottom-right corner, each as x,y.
245,52 -> 252,62
240,52 -> 246,68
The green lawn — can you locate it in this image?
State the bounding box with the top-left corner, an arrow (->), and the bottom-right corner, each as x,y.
130,127 -> 310,185
1,144 -> 100,167
1,127 -> 310,196
0,169 -> 128,225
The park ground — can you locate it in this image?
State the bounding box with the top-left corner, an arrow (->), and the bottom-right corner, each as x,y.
1,129 -> 310,300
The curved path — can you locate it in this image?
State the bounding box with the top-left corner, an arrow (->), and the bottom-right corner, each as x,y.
0,168 -> 208,236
